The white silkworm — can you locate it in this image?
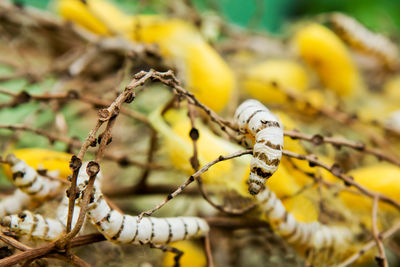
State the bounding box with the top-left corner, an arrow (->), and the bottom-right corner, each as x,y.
1,159 -> 209,244
6,154 -> 63,199
56,192 -> 99,236
0,154 -> 65,218
234,99 -> 284,195
0,189 -> 31,218
256,188 -> 352,249
1,210 -> 65,241
330,12 -> 399,69
75,166 -> 209,245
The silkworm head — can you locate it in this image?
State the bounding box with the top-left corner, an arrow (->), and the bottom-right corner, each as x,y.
248,183 -> 262,195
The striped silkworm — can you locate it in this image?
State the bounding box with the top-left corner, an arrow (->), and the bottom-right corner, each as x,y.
0,189 -> 32,218
6,154 -> 64,199
330,12 -> 399,69
234,99 -> 284,195
74,166 -> 210,245
0,154 -> 66,218
256,188 -> 352,249
1,210 -> 65,241
56,192 -> 99,236
1,158 -> 209,244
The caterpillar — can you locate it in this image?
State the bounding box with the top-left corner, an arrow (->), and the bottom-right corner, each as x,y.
0,189 -> 32,218
0,154 -> 66,218
330,12 -> 399,69
2,159 -> 210,244
6,154 -> 64,199
1,196 -> 98,241
256,189 -> 352,249
234,99 -> 284,195
74,166 -> 210,245
56,193 -> 99,235
1,210 -> 65,241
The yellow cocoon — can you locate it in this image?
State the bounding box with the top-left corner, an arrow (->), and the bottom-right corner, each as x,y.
293,24 -> 362,97
163,241 -> 206,267
131,16 -> 235,112
339,164 -> 400,214
282,194 -> 318,223
57,0 -> 235,113
3,148 -> 72,180
57,0 -> 110,35
243,59 -> 309,104
149,107 -> 251,196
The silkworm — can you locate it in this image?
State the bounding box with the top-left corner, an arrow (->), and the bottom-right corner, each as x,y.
1,210 -> 65,241
56,189 -> 100,236
0,189 -> 31,218
256,188 -> 352,249
330,12 -> 399,69
2,159 -> 209,244
0,154 -> 66,218
75,166 -> 209,245
234,99 -> 284,195
6,154 -> 64,199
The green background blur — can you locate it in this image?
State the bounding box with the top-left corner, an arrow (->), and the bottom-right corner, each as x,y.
10,0 -> 400,35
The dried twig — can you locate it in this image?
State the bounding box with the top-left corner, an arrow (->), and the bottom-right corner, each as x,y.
137,149 -> 252,219
338,221 -> 400,266
284,130 -> 400,166
283,150 -> 400,211
0,123 -> 164,169
372,197 -> 388,267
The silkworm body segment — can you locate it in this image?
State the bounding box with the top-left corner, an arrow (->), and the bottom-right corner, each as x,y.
0,189 -> 31,218
75,166 -> 209,245
1,210 -> 65,241
234,99 -> 283,195
257,189 -> 352,249
7,154 -> 63,199
331,13 -> 399,69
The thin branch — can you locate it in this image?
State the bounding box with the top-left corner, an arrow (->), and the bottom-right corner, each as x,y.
137,150 -> 252,219
283,150 -> 400,211
57,162 -> 99,248
284,130 -> 400,166
0,123 -> 164,169
372,197 -> 388,267
204,234 -> 214,267
0,88 -> 150,125
0,233 -> 106,267
338,221 -> 400,267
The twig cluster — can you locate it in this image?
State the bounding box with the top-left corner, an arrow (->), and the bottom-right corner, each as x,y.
0,1 -> 400,266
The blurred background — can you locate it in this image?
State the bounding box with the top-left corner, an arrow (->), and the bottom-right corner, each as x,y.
1,0 -> 400,266
10,0 -> 400,36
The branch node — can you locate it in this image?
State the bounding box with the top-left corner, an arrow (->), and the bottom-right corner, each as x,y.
86,161 -> 100,177
69,156 -> 82,172
311,134 -> 324,146
98,109 -> 110,121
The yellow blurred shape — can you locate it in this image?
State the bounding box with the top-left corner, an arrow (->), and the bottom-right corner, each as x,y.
243,59 -> 309,104
294,24 -> 362,97
282,194 -> 318,223
149,107 -> 250,196
131,16 -> 235,112
339,164 -> 400,214
384,75 -> 400,103
2,148 -> 72,180
57,0 -> 110,35
162,240 -> 206,267
57,0 -> 235,113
